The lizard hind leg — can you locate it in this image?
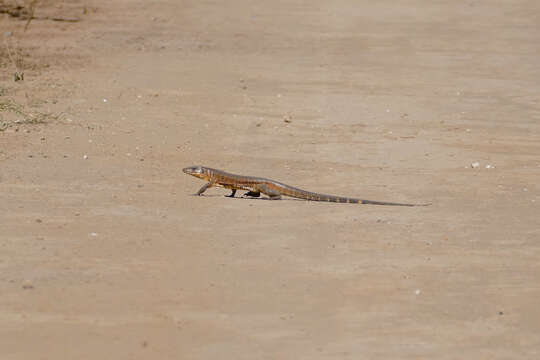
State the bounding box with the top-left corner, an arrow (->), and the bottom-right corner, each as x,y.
258,184 -> 282,200
225,189 -> 237,198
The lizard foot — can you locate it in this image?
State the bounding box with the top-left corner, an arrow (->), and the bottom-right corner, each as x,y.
244,191 -> 261,198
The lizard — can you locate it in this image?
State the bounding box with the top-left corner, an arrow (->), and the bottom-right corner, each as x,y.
183,165 -> 430,206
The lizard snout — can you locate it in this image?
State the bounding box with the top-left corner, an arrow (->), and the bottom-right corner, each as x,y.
183,165 -> 204,175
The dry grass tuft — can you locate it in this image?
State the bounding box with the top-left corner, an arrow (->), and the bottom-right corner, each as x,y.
0,98 -> 60,131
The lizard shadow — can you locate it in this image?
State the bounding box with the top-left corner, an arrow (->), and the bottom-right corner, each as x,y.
192,194 -> 303,202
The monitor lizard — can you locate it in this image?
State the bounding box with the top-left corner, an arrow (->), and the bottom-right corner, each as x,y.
183,165 -> 430,206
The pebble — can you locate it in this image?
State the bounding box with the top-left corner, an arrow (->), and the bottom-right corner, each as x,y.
83,154 -> 88,160
486,164 -> 494,169
415,289 -> 421,295
471,162 -> 480,168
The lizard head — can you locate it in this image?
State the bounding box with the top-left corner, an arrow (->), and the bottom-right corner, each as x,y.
183,165 -> 207,179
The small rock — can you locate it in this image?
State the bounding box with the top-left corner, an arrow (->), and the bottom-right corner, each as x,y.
4,31 -> 13,37
471,162 -> 480,168
22,280 -> 34,289
486,164 -> 494,169
36,219 -> 42,223
89,232 -> 98,237
83,154 -> 88,160
414,289 -> 421,295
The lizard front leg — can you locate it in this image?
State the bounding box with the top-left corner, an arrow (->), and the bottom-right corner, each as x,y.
225,189 -> 237,198
195,182 -> 214,196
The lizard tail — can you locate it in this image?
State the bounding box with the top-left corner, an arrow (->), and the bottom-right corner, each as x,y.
361,199 -> 431,206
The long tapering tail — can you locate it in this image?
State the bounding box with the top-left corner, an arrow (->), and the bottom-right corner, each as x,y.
360,199 -> 431,206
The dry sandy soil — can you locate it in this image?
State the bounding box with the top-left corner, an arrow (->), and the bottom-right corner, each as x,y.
1,0 -> 540,359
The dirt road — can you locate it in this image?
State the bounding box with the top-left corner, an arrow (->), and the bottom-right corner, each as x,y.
1,1 -> 539,359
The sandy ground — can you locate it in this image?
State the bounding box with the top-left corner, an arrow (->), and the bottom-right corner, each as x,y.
1,0 -> 540,359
